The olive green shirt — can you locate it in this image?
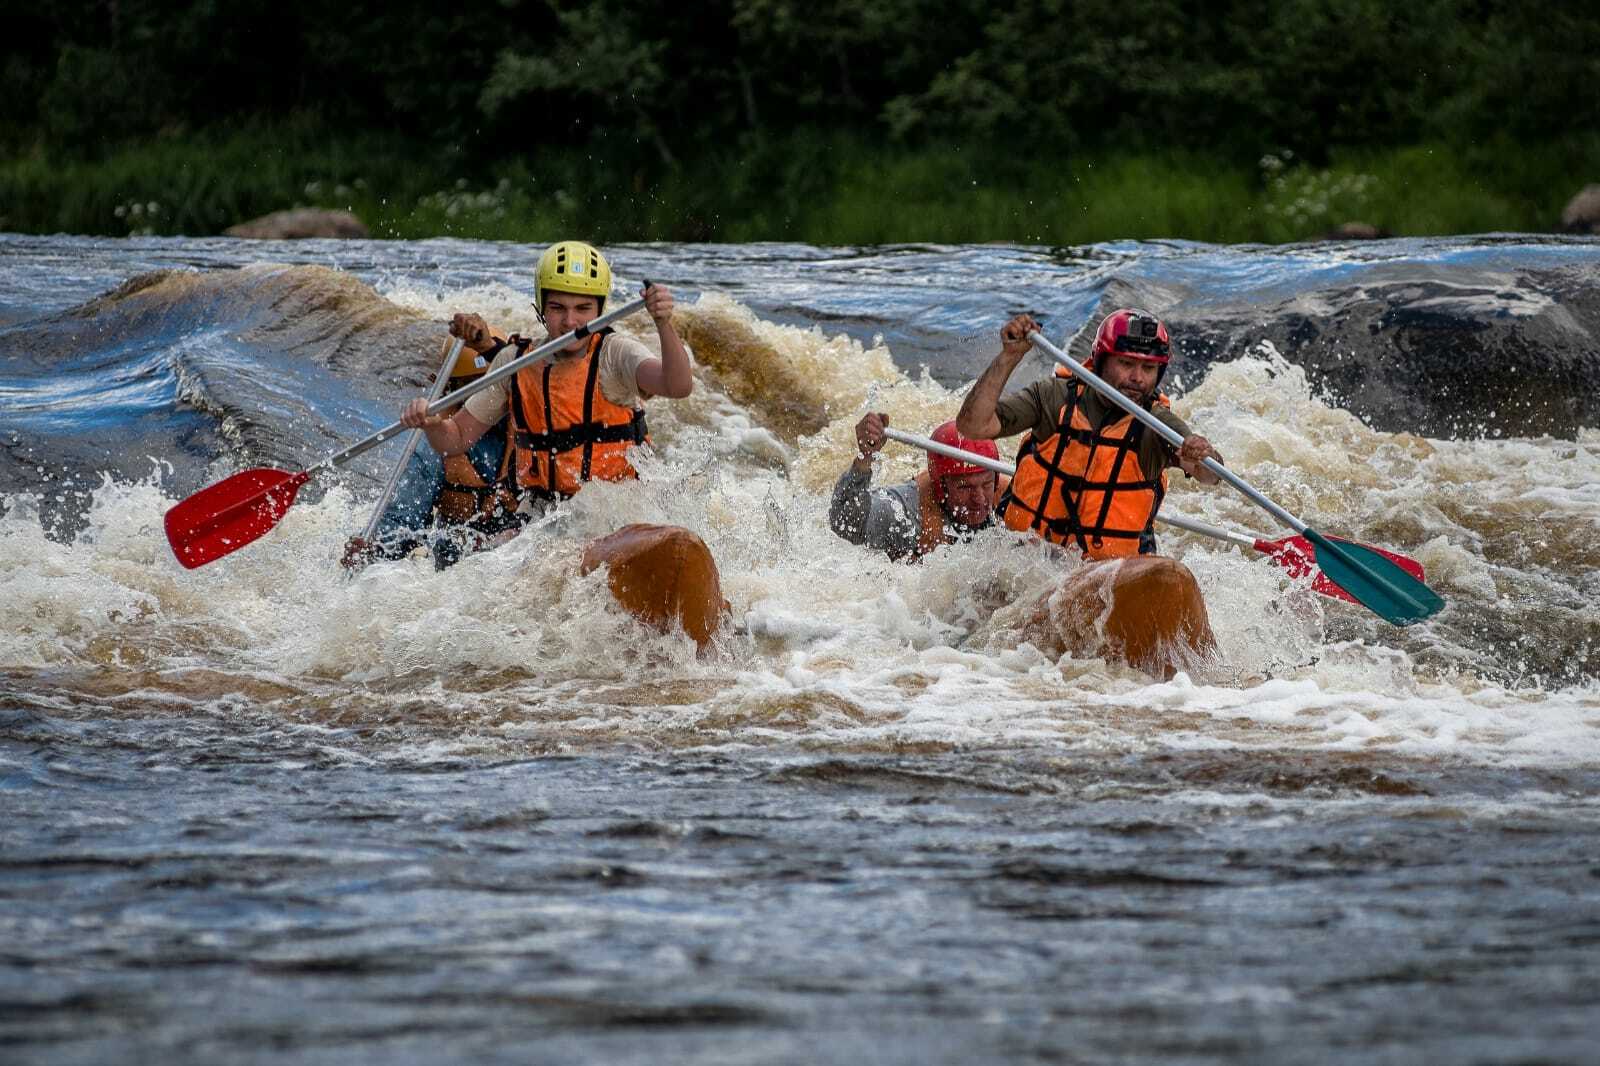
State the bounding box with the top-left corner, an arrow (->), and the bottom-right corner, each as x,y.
995,376 -> 1193,482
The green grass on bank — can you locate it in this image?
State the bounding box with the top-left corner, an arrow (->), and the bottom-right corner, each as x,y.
2,124 -> 1594,245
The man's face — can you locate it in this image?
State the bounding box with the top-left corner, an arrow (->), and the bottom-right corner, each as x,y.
941,470 -> 996,528
1097,353 -> 1162,404
543,292 -> 602,350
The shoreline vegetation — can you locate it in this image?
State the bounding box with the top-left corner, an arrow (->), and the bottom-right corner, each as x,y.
6,2 -> 1596,246
3,126 -> 1595,246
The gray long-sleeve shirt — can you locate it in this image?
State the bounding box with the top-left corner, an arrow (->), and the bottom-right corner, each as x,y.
829,465 -> 927,561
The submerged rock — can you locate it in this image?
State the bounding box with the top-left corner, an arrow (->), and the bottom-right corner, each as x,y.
1170,264 -> 1600,440
224,208 -> 369,240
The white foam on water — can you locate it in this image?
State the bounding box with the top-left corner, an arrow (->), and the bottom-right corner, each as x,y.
4,294 -> 1597,768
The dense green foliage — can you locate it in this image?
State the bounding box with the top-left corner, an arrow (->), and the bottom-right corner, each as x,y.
2,0 -> 1596,241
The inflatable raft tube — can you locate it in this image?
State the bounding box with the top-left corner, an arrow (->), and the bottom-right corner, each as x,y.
1025,555 -> 1217,677
580,524 -> 727,649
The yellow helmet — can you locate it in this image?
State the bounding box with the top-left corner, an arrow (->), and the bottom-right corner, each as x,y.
535,240 -> 611,311
448,342 -> 490,381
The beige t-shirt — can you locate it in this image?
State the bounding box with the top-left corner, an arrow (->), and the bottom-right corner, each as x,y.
463,332 -> 655,426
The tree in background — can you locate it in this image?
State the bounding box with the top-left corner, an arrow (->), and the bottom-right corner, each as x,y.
3,0 -> 1596,239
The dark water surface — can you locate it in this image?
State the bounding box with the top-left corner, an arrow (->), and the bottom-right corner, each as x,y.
5,708 -> 1598,1065
2,232 -> 1598,1062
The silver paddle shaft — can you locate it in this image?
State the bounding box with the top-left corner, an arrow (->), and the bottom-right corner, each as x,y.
358,337 -> 464,540
1027,330 -> 1308,535
313,294 -> 648,474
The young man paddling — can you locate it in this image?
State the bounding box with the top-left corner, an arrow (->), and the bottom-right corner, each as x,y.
399,240 -> 691,532
830,416 -> 1002,561
957,308 -> 1223,559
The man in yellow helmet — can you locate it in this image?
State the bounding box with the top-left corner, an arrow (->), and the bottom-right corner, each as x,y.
341,341 -> 510,570
399,240 -> 690,533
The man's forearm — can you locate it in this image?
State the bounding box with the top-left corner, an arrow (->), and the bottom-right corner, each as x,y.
956,350 -> 1026,439
657,322 -> 693,398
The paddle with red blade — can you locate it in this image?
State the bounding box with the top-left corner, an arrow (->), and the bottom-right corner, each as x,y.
883,426 -> 1429,609
1151,511 -> 1425,606
164,292 -> 649,569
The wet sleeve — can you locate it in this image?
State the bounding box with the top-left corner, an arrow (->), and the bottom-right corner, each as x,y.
829,468 -> 917,554
1146,406 -> 1197,477
1152,407 -> 1192,454
829,466 -> 878,546
994,380 -> 1049,439
863,486 -> 921,556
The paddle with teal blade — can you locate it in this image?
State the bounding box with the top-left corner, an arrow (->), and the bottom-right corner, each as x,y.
1025,331 -> 1445,626
885,426 -> 1432,611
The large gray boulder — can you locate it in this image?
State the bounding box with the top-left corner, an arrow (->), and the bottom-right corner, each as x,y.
224,208 -> 369,239
1559,184 -> 1600,234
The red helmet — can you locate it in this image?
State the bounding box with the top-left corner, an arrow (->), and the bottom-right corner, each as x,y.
927,420 -> 999,503
1090,308 -> 1171,369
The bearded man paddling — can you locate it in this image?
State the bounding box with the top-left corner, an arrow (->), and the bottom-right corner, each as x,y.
958,308 -> 1222,674
959,308 -> 1223,557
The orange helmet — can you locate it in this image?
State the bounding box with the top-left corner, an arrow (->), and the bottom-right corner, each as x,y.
927,420 -> 999,504
448,343 -> 491,382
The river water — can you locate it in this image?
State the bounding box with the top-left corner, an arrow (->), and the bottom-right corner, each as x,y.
2,233 -> 1598,1063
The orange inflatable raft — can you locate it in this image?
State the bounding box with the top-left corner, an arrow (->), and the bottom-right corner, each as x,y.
1024,555 -> 1217,677
579,524 -> 727,649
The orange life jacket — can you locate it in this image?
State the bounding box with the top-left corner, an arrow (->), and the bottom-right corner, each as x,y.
502,330 -> 648,499
436,451 -> 497,524
998,379 -> 1169,559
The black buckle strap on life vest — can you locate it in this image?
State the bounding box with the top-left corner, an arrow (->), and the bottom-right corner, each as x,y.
1048,470 -> 1164,493
1036,516 -> 1145,541
438,478 -> 498,513
564,327 -> 634,485
1005,383 -> 1166,551
1051,384 -> 1099,554
1015,383 -> 1082,545
578,337 -> 605,482
996,430 -> 1068,542
504,328 -> 640,490
1088,415 -> 1138,547
541,360 -> 557,488
1061,423 -> 1147,449
511,412 -> 647,458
